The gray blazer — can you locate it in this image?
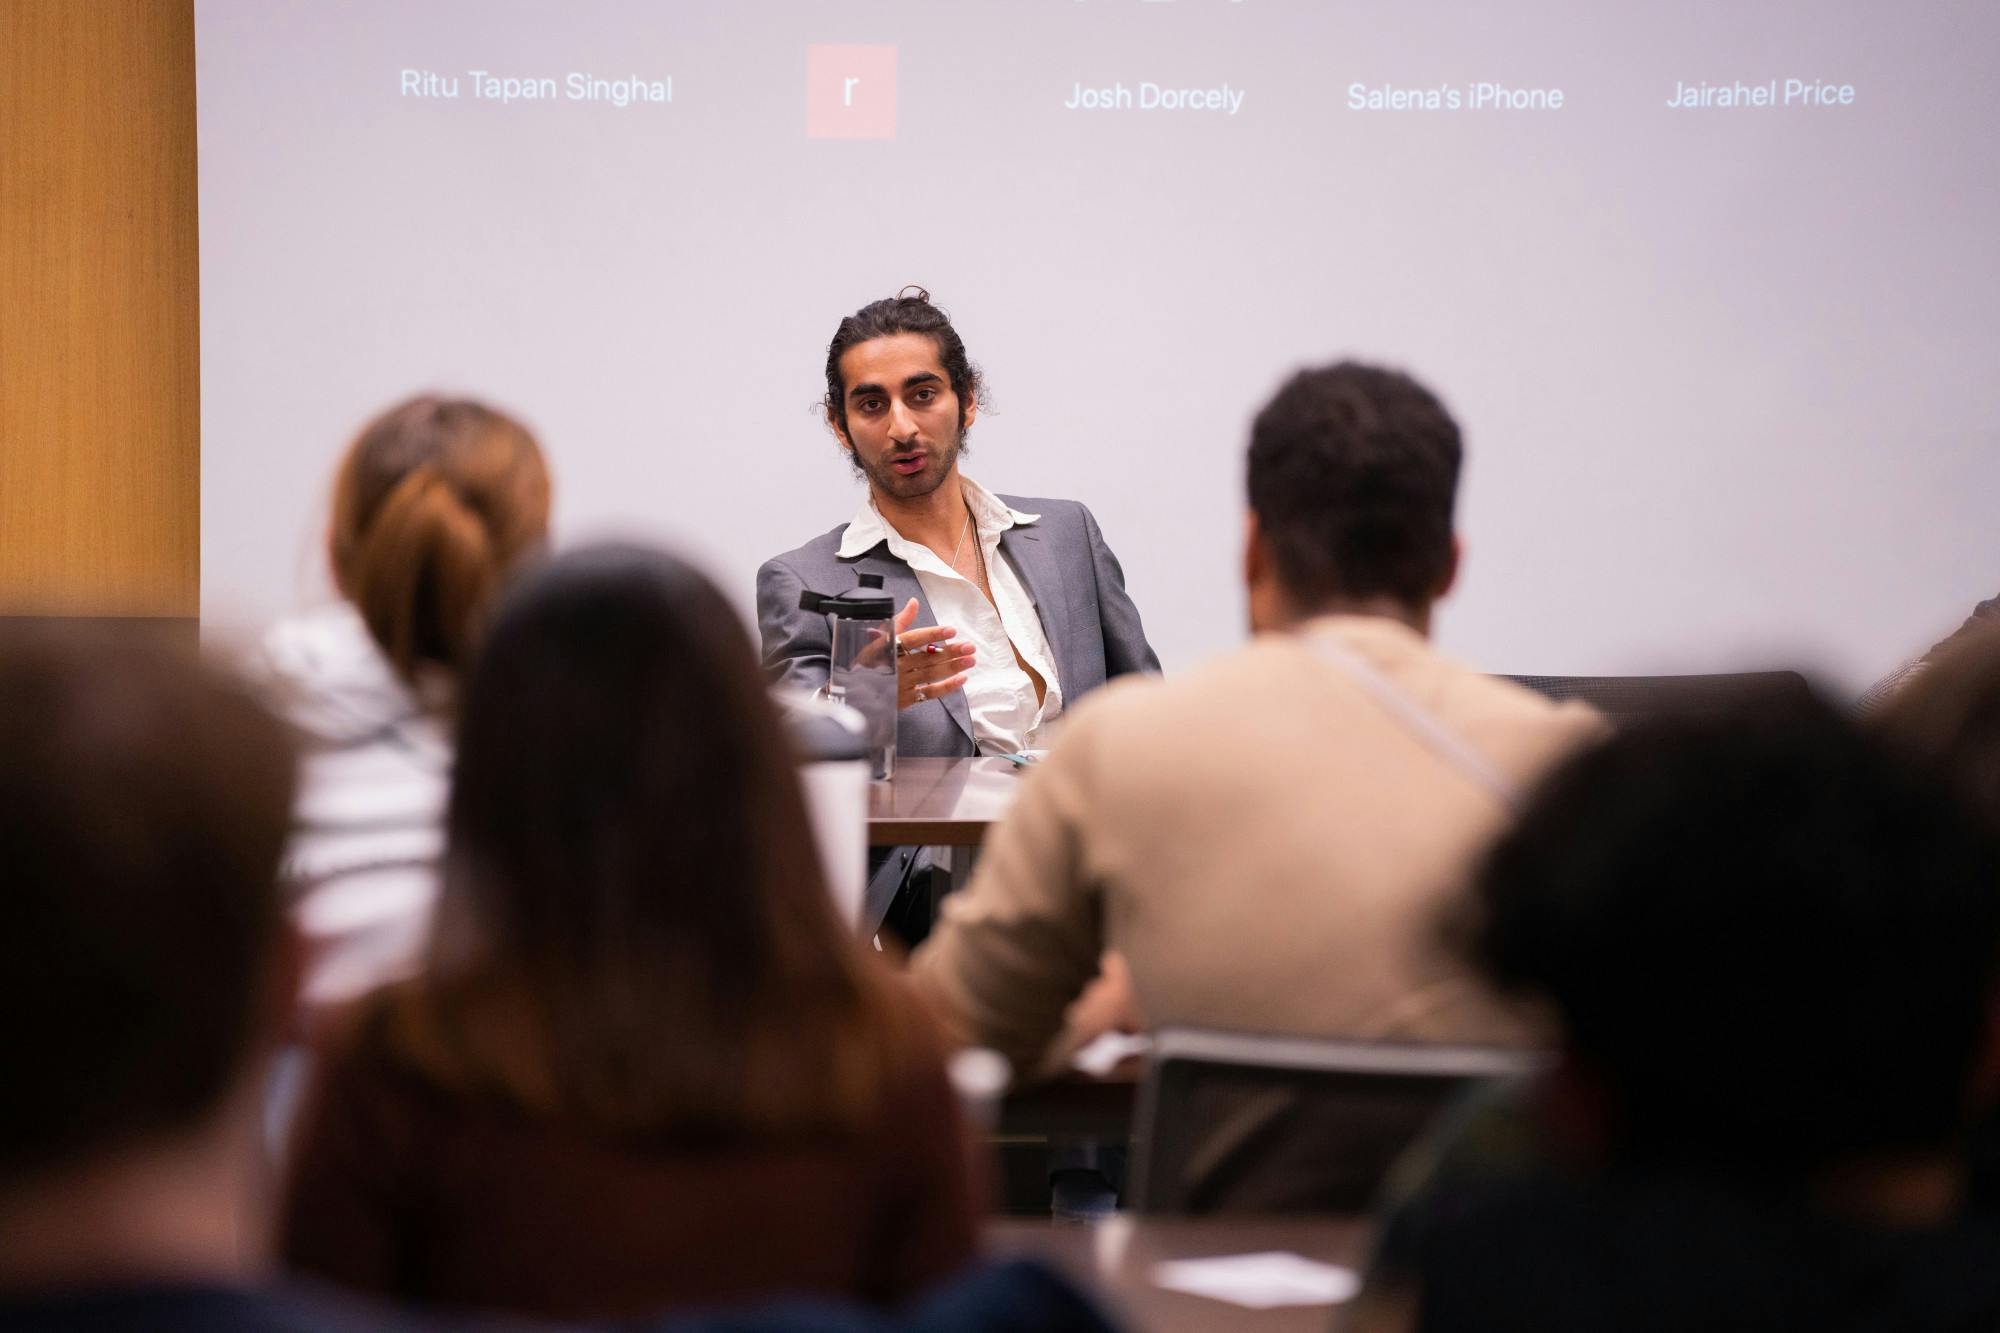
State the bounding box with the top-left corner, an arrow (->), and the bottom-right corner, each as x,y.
756,495 -> 1160,757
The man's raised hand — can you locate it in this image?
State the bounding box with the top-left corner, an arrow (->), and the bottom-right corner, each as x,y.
894,598 -> 976,710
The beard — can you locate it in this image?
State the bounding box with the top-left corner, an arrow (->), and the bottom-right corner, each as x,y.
856,423 -> 966,501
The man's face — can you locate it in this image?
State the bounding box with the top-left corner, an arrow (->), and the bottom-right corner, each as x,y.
833,332 -> 975,501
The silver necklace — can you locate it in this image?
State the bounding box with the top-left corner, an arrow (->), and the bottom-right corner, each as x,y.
948,504 -> 975,578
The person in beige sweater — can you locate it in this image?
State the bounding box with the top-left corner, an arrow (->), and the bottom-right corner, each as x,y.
910,361 -> 1607,1079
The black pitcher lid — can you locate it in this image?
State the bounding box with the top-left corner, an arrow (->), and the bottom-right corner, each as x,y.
798,571 -> 895,619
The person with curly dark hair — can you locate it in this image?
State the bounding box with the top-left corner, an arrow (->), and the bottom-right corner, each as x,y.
1345,693 -> 2000,1332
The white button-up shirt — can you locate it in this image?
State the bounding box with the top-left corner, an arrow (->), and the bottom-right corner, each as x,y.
837,478 -> 1065,755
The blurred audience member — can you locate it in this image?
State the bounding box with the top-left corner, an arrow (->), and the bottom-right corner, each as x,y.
1877,621 -> 2000,819
911,362 -> 1605,1078
281,546 -> 979,1320
1876,622 -> 2000,1213
1346,693 -> 2000,1332
254,395 -> 551,1011
0,626 -> 430,1329
1855,590 -> 2000,713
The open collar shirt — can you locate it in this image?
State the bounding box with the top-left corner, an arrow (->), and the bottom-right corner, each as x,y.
837,478 -> 1065,755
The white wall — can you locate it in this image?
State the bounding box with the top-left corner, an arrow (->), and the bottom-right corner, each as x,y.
197,0 -> 2000,688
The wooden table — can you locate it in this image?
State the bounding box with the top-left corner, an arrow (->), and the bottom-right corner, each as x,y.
988,1215 -> 1372,1332
866,755 -> 1027,846
865,756 -> 1030,919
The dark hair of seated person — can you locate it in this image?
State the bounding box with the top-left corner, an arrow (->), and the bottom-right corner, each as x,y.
0,624 -> 296,1187
1463,689 -> 2000,1176
1246,361 -> 1462,612
823,285 -> 985,447
374,543 -> 925,1140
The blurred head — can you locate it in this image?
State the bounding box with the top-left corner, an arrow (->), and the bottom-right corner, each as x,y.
328,395 -> 551,686
420,544 -> 902,1136
0,626 -> 296,1191
1877,622 -> 2000,831
1469,692 -> 2000,1173
1244,362 -> 1462,632
824,287 -> 984,497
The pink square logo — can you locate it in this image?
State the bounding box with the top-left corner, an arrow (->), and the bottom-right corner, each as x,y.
807,45 -> 897,140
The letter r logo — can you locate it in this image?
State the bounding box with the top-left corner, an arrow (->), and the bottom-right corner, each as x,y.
807,45 -> 896,139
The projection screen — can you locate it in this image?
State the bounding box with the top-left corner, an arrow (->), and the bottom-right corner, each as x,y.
195,1 -> 2000,687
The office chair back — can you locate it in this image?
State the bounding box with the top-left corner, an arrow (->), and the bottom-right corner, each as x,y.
1130,1029 -> 1545,1215
1501,670 -> 1811,722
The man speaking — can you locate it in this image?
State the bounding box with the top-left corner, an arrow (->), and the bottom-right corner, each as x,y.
758,288 -> 1157,929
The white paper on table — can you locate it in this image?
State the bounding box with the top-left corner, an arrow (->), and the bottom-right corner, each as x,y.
1150,1251 -> 1361,1309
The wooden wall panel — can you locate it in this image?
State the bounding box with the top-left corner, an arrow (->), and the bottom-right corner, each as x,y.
1,0 -> 199,617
